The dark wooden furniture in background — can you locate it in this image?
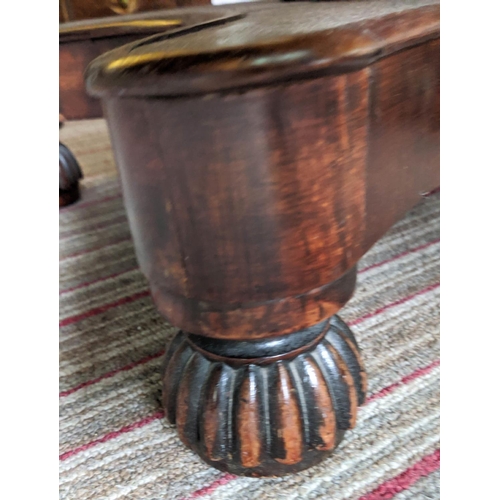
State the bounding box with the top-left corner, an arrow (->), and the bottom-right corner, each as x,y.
59,116 -> 83,207
60,7 -> 241,120
59,4 -> 240,206
83,0 -> 438,477
60,0 -> 210,24
59,142 -> 83,207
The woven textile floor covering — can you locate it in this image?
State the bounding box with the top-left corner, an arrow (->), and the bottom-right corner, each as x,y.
59,119 -> 440,500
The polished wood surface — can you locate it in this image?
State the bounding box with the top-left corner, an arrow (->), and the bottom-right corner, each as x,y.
84,0 -> 440,476
365,39 -> 440,245
87,1 -> 439,340
86,1 -> 438,97
162,316 -> 366,476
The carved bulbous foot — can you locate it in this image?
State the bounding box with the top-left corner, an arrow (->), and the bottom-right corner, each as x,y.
59,142 -> 83,207
162,315 -> 367,477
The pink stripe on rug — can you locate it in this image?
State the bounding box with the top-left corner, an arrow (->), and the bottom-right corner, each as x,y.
59,236 -> 132,261
59,275 -> 438,331
358,448 -> 440,500
57,358 -> 439,496
348,283 -> 439,327
358,239 -> 439,276
59,290 -> 150,327
177,359 -> 440,499
59,349 -> 165,398
59,411 -> 164,461
59,283 -> 438,396
183,474 -> 237,500
59,267 -> 139,296
366,360 -> 440,404
59,360 -> 438,464
60,214 -> 128,240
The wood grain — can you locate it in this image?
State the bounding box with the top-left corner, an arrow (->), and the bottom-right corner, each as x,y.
102,74 -> 364,338
237,368 -> 262,467
202,365 -> 222,461
302,356 -> 336,450
162,315 -> 364,476
364,39 -> 440,247
84,0 -> 439,477
274,363 -> 303,465
87,1 -> 439,340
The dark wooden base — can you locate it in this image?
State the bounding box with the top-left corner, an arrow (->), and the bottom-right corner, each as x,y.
162,315 -> 366,477
59,142 -> 83,208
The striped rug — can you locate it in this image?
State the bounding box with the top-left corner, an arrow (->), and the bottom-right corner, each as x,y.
59,119 -> 440,500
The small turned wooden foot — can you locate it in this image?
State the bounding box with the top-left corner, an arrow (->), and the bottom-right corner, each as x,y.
59,142 -> 83,207
162,315 -> 367,477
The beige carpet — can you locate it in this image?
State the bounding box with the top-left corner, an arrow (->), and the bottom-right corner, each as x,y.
59,119 -> 440,500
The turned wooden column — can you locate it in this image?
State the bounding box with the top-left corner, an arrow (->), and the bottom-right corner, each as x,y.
86,0 -> 439,477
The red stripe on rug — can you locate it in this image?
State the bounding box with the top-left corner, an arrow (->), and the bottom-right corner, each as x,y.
183,474 -> 237,500
59,283 -> 438,395
177,359 -> 440,499
358,239 -> 439,276
358,448 -> 440,500
60,214 -> 128,240
59,261 -> 439,330
366,360 -> 440,404
59,290 -> 150,327
60,360 -> 439,463
59,411 -> 164,461
59,349 -> 165,398
59,267 -> 139,296
59,236 -> 132,261
348,283 -> 439,327
62,192 -> 122,212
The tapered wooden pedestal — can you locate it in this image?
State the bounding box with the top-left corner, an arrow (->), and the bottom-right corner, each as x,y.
86,0 -> 440,477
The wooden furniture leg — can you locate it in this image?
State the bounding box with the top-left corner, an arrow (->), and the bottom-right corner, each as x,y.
59,116 -> 83,207
59,142 -> 83,207
163,309 -> 367,476
59,115 -> 83,207
86,1 -> 439,477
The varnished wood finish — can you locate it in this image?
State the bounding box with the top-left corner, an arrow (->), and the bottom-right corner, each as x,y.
303,356 -> 337,450
162,316 -> 365,476
237,369 -> 262,467
274,363 -> 303,465
86,2 -> 439,97
87,2 -> 439,340
85,0 -> 439,477
364,39 -> 440,245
